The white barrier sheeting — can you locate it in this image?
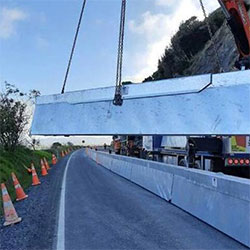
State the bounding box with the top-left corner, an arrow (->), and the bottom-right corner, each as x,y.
31,70 -> 250,135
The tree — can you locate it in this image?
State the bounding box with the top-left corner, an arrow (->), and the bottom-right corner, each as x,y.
31,138 -> 40,150
143,76 -> 153,82
51,142 -> 62,149
0,82 -> 40,151
67,141 -> 74,147
25,137 -> 40,150
122,81 -> 134,85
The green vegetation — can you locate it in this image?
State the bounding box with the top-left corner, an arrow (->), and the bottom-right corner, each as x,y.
0,146 -> 52,215
49,142 -> 73,157
0,83 -> 40,151
0,73 -> 78,217
144,8 -> 225,82
0,82 -> 49,215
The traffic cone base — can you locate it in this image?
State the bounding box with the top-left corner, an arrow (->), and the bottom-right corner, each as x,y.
32,182 -> 41,186
16,194 -> 28,201
1,183 -> 22,227
4,217 -> 22,226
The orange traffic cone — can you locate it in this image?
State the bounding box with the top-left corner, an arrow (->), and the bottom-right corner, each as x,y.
46,157 -> 51,169
1,183 -> 22,226
43,157 -> 51,170
40,159 -> 48,176
52,154 -> 57,165
31,164 -> 41,185
11,172 -> 28,201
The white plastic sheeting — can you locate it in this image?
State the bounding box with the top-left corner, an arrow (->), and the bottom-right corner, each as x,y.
31,70 -> 250,135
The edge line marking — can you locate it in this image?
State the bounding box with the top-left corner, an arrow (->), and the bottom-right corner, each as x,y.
56,151 -> 78,250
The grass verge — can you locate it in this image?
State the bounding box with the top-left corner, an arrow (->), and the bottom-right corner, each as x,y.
0,146 -> 53,216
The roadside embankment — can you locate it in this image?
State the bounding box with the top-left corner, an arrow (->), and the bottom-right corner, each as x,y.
0,146 -> 52,215
0,147 -> 73,250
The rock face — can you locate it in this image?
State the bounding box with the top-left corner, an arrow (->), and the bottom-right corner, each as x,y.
186,22 -> 238,75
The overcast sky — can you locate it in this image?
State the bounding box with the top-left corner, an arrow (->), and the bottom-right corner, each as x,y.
0,0 -> 219,146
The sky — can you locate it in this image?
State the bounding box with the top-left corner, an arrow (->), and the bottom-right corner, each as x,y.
0,0 -> 220,146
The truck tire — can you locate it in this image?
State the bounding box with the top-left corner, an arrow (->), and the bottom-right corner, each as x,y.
178,159 -> 187,167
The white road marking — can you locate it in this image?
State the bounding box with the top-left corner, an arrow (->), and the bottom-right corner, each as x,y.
56,151 -> 78,250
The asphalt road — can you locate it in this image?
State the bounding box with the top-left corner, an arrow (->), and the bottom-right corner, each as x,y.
59,150 -> 246,250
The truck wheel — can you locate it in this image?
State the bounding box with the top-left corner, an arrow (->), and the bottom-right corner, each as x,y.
178,159 -> 187,167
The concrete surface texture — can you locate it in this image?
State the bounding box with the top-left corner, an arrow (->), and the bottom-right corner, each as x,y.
31,70 -> 250,136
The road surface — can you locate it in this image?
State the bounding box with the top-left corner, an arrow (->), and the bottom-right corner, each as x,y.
58,150 -> 246,250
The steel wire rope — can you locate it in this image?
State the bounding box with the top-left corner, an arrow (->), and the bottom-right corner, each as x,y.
61,0 -> 87,94
199,0 -> 223,73
113,0 -> 126,106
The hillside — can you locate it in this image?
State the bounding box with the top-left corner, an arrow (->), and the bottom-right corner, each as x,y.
185,22 -> 238,75
145,9 -> 238,81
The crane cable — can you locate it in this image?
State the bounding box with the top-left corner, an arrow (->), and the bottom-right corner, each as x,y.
199,0 -> 223,73
61,0 -> 87,94
113,0 -> 126,106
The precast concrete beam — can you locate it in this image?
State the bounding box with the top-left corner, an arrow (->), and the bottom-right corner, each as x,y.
31,70 -> 250,135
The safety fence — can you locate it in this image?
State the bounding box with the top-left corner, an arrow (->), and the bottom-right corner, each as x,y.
86,148 -> 250,248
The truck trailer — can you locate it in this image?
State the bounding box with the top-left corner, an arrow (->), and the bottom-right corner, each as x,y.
143,136 -> 250,177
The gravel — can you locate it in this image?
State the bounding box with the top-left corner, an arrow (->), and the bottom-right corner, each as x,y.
0,153 -> 70,250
